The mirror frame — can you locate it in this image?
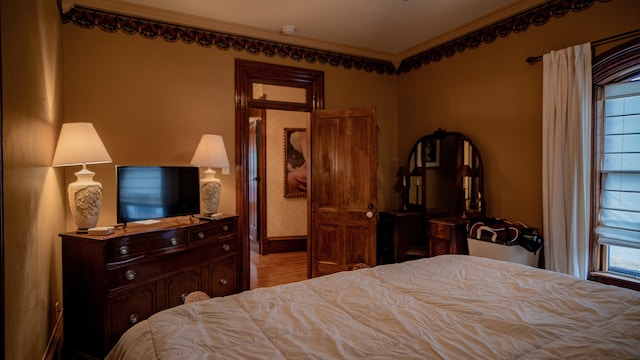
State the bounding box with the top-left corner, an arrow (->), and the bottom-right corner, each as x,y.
399,130 -> 484,218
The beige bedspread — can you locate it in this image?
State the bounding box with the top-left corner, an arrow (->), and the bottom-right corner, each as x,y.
106,255 -> 640,359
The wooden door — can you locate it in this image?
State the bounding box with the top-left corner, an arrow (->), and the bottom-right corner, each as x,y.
248,116 -> 260,251
309,107 -> 377,277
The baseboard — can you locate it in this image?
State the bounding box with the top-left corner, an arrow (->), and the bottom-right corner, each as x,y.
264,236 -> 307,254
42,309 -> 63,360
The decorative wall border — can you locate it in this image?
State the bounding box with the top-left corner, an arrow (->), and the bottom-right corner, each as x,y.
62,0 -> 610,75
61,7 -> 397,75
397,0 -> 611,73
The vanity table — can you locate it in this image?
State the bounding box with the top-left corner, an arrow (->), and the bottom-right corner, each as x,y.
429,217 -> 469,257
378,130 -> 484,262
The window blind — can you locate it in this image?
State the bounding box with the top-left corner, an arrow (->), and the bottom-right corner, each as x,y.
597,80 -> 640,249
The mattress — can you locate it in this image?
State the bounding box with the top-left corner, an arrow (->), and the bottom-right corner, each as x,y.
106,255 -> 640,359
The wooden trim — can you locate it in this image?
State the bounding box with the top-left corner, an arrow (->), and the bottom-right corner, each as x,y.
398,0 -> 612,72
0,6 -> 4,354
63,6 -> 396,74
249,109 -> 268,256
41,309 -> 64,360
589,85 -> 605,274
593,37 -> 640,84
62,1 -> 610,75
235,60 -> 250,291
235,60 -> 324,290
589,36 -> 640,275
589,272 -> 640,292
263,236 -> 307,254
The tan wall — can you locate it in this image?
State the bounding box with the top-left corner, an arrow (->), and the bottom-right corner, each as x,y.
266,110 -> 309,237
1,0 -> 66,358
4,1 -> 638,358
398,0 -> 640,231
62,25 -> 400,230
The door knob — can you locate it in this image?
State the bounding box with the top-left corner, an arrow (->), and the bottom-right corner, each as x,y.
366,203 -> 375,218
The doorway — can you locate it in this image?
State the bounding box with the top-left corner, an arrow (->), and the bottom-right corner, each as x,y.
235,60 -> 324,290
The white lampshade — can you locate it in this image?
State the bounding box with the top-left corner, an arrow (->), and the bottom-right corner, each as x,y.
52,122 -> 112,167
191,134 -> 229,216
190,134 -> 230,169
53,122 -> 112,231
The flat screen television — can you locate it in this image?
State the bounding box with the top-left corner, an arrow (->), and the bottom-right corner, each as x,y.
116,166 -> 200,224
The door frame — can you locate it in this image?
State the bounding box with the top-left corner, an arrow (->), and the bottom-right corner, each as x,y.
0,13 -> 5,354
235,59 -> 324,290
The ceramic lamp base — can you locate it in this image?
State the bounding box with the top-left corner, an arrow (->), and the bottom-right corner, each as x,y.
200,168 -> 221,215
68,166 -> 103,230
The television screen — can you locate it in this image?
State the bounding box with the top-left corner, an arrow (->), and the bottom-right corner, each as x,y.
116,166 -> 200,224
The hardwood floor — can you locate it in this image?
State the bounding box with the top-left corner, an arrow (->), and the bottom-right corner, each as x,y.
250,251 -> 308,289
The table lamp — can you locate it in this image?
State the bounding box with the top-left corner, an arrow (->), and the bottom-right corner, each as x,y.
190,134 -> 230,216
456,164 -> 473,218
52,122 -> 112,231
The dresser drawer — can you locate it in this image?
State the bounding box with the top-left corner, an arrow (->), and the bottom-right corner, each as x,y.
207,256 -> 238,298
107,283 -> 158,349
190,219 -> 236,244
164,267 -> 203,308
429,217 -> 469,257
106,229 -> 187,263
431,222 -> 451,240
430,237 -> 450,257
107,240 -> 237,290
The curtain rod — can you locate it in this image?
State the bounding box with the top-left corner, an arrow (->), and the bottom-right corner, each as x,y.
526,28 -> 640,65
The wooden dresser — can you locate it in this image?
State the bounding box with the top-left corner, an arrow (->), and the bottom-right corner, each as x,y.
60,215 -> 240,359
429,217 -> 469,257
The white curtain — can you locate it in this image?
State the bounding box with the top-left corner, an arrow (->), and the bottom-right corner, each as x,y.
542,43 -> 592,279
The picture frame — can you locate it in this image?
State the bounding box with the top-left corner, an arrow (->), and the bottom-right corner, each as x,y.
284,128 -> 307,198
412,137 -> 440,169
425,138 -> 440,168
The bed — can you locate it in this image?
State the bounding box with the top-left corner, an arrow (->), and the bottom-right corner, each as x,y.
106,255 -> 640,359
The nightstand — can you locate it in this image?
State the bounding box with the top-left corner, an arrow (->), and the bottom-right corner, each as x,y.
429,217 -> 469,257
377,211 -> 424,263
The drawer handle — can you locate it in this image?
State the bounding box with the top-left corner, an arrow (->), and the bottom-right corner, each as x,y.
128,313 -> 139,325
124,269 -> 137,281
222,225 -> 229,232
170,237 -> 178,246
219,278 -> 228,286
438,244 -> 444,251
222,243 -> 230,252
119,245 -> 129,255
198,232 -> 205,239
180,292 -> 188,303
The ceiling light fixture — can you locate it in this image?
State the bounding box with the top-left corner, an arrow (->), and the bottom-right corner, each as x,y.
282,25 -> 296,36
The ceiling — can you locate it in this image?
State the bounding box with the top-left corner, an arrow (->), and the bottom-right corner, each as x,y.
68,0 -> 547,62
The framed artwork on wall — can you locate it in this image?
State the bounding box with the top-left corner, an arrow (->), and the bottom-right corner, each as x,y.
284,128 -> 307,198
425,138 -> 440,168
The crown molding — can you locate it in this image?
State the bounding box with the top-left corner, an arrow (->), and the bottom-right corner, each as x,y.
62,0 -> 612,75
397,0 -> 612,73
396,0 -> 549,61
70,0 -> 396,62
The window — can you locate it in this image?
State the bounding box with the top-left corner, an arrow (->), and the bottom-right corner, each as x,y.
596,80 -> 640,278
591,38 -> 640,288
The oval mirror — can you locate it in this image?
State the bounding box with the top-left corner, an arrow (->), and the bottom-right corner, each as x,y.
401,130 -> 484,218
